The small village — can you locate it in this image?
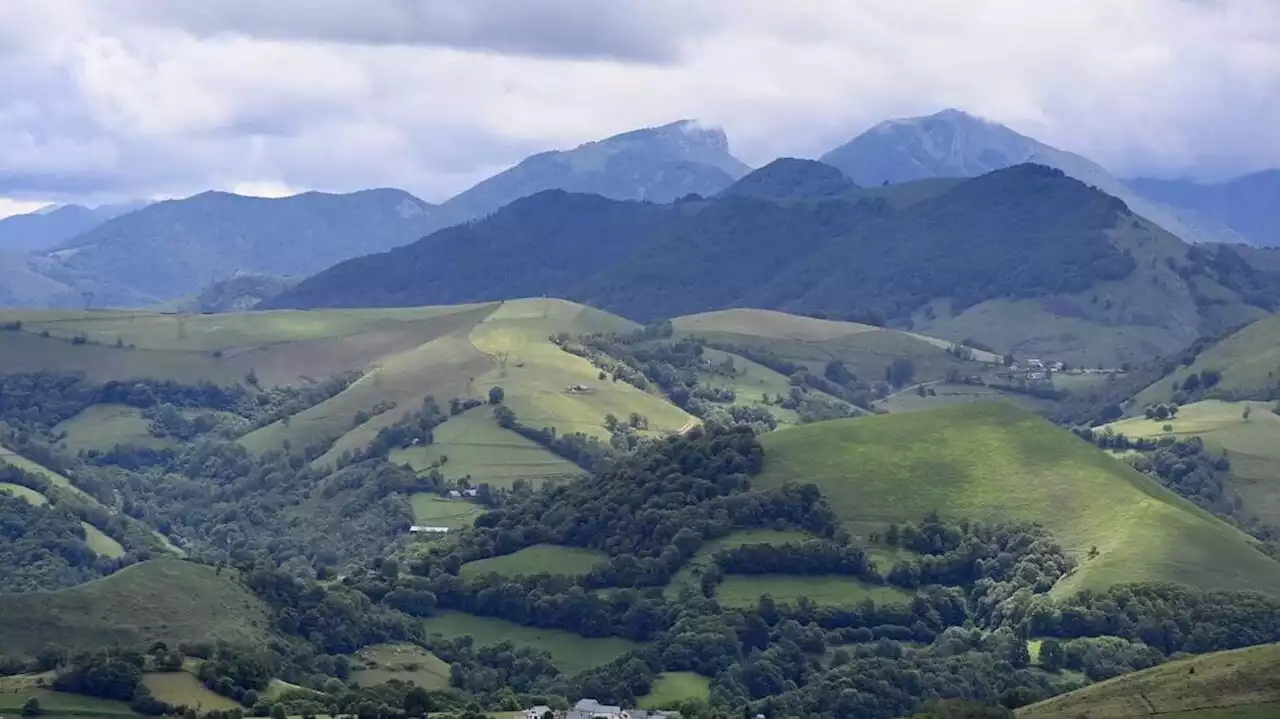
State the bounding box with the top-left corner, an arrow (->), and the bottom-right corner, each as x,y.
523,698 -> 682,719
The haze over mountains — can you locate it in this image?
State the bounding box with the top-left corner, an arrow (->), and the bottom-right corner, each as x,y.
1,109 -> 1277,318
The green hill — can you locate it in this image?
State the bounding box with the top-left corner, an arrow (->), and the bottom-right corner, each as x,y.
1017,642 -> 1280,718
0,559 -> 272,658
1134,313 -> 1280,408
755,403 -> 1280,596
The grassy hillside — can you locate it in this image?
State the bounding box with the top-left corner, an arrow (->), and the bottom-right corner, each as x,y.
421,611 -> 642,676
756,403 -> 1280,596
673,308 -> 998,383
1135,314 -> 1280,409
1018,642 -> 1280,718
0,559 -> 272,658
459,545 -> 609,580
1101,400 -> 1280,525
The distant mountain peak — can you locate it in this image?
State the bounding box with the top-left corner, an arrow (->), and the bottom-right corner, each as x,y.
723,158 -> 857,199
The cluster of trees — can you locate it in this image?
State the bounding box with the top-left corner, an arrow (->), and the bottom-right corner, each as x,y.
493,404 -> 611,471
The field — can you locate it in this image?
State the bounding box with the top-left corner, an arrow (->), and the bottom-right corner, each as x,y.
82,522 -> 125,558
0,684 -> 138,717
638,672 -> 711,709
140,672 -> 241,711
0,559 -> 272,658
420,611 -> 642,676
756,403 -> 1280,597
1101,400 -> 1280,524
700,347 -> 804,425
665,529 -> 817,599
716,575 -> 913,608
54,404 -> 173,453
875,381 -> 1055,414
409,494 -> 486,529
672,308 -> 996,385
1017,642 -> 1280,718
459,545 -> 609,579
0,482 -> 48,504
388,406 -> 582,489
350,643 -> 452,690
1135,313 -> 1280,409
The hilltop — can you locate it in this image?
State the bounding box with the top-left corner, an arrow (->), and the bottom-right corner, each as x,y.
719,158 -> 857,200
270,164 -> 1280,365
0,559 -> 272,658
756,402 -> 1280,596
1018,642 -> 1280,718
1133,312 -> 1280,409
0,201 -> 145,252
429,119 -> 750,227
819,108 -> 1222,246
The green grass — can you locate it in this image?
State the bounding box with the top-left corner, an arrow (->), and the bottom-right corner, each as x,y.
638,672 -> 711,709
420,611 -> 642,676
409,495 -> 485,529
0,559 -> 272,658
673,308 -> 994,385
1102,400 -> 1280,524
1017,642 -> 1280,718
350,643 -> 451,690
54,404 -> 173,453
140,672 -> 241,711
0,482 -> 48,505
874,381 -> 1055,414
700,348 -> 803,425
716,575 -> 913,608
459,545 -> 609,579
82,523 -> 125,558
665,529 -> 817,599
756,403 -> 1280,597
0,687 -> 139,717
1135,313 -> 1280,409
389,406 -> 582,489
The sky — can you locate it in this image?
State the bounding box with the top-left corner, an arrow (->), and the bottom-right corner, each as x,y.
0,0 -> 1277,217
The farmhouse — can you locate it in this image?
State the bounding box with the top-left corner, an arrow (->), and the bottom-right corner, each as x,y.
523,699 -> 679,719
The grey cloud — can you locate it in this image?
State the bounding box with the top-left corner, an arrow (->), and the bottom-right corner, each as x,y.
109,0 -> 715,62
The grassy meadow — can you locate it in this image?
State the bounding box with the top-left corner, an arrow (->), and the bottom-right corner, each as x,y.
420,611 -> 642,676
350,644 -> 452,690
638,672 -> 712,709
1134,313 -> 1280,409
139,672 -> 240,711
409,495 -> 486,529
0,482 -> 48,505
1017,642 -> 1280,718
664,529 -> 817,599
0,560 -> 272,658
389,406 -> 582,489
54,404 -> 174,453
716,575 -> 912,608
757,403 -> 1280,596
459,545 -> 609,580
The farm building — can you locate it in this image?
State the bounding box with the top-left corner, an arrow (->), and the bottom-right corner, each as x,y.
409,525 -> 449,534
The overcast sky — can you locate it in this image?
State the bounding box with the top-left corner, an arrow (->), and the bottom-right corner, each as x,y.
0,0 -> 1277,217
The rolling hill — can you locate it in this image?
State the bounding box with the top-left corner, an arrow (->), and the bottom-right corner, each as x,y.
755,402 -> 1280,596
0,559 -> 272,658
1018,642 -> 1280,718
1133,313 -> 1280,409
0,201 -> 145,253
819,108 -> 1222,246
268,164 -> 1280,366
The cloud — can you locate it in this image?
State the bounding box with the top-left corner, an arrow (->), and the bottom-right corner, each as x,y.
0,0 -> 1276,210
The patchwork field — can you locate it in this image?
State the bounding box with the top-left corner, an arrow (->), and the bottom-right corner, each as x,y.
409,495 -> 486,529
459,545 -> 610,579
757,403 -> 1280,597
638,672 -> 712,709
1018,642 -> 1280,718
0,559 -> 272,658
389,406 -> 582,489
140,672 -> 240,711
716,575 -> 913,608
420,611 -> 642,676
1101,400 -> 1280,524
350,643 -> 451,690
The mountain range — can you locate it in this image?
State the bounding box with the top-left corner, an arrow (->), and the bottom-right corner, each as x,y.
266,162 -> 1280,365
0,108 -> 1277,316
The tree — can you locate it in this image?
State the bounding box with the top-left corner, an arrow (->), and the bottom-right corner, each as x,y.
488,386 -> 505,405
21,697 -> 42,717
270,704 -> 287,719
1039,639 -> 1065,671
1244,405 -> 1252,421
887,358 -> 916,387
